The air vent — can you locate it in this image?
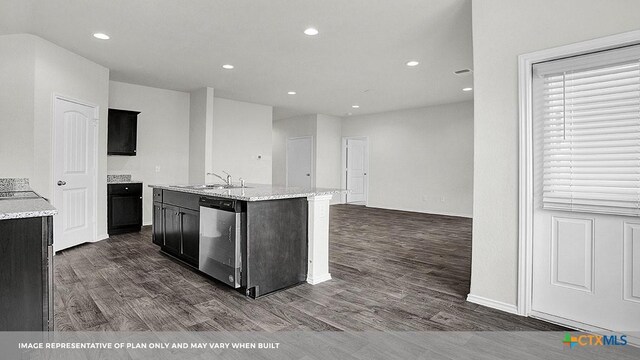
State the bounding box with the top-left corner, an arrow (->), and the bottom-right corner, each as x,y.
454,68 -> 472,75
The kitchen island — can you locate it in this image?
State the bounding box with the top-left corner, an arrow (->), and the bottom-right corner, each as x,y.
149,183 -> 344,297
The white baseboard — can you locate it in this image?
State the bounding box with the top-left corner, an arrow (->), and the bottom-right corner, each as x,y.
360,204 -> 473,219
466,293 -> 519,315
307,273 -> 332,285
530,311 -> 640,346
94,233 -> 109,242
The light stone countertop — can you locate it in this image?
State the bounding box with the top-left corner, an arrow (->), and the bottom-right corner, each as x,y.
150,183 -> 346,202
107,174 -> 142,184
0,178 -> 57,220
0,197 -> 58,220
108,180 -> 143,184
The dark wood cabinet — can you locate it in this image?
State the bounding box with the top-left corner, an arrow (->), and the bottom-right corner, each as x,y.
108,109 -> 139,156
162,204 -> 182,254
152,201 -> 164,246
158,191 -> 200,267
180,208 -> 200,265
243,198 -> 307,297
107,183 -> 142,235
0,216 -> 53,331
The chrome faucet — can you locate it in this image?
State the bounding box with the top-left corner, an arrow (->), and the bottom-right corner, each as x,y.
207,171 -> 232,185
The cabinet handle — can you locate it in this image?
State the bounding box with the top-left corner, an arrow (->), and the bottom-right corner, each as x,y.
139,197 -> 143,199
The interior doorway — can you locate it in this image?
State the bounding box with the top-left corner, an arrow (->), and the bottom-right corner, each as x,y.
286,136 -> 313,188
342,137 -> 368,205
52,96 -> 98,252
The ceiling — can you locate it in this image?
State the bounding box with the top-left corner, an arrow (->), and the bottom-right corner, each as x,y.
0,0 -> 473,119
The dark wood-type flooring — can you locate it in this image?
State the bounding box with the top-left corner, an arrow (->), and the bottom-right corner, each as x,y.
54,204 -> 565,331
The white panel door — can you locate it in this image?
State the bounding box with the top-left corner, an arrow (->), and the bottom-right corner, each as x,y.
346,138 -> 367,204
533,211 -> 640,331
286,137 -> 313,188
53,98 -> 97,252
530,46 -> 640,332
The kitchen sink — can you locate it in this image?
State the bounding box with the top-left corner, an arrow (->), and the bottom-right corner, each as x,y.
177,184 -> 250,190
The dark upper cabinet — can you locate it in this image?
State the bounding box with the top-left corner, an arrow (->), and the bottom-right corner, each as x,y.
108,109 -> 139,156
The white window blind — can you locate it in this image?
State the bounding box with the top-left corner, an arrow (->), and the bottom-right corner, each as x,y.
533,45 -> 640,216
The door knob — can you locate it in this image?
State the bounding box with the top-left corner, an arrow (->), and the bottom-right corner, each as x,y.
57,181 -> 66,186
306,173 -> 310,176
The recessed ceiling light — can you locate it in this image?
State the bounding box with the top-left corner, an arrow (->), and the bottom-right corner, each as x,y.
287,91 -> 296,95
93,33 -> 110,40
462,87 -> 473,92
352,105 -> 360,109
222,64 -> 234,70
406,60 -> 419,67
304,27 -> 319,36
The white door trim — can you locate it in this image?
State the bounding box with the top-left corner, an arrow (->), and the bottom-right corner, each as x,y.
341,136 -> 369,205
517,30 -> 640,317
285,136 -> 314,188
51,94 -> 100,246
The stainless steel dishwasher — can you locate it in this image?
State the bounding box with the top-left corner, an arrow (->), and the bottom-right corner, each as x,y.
199,197 -> 243,288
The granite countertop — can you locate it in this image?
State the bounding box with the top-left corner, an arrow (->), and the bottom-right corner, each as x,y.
107,174 -> 142,184
0,197 -> 58,220
0,178 -> 57,220
108,180 -> 143,184
150,183 -> 346,202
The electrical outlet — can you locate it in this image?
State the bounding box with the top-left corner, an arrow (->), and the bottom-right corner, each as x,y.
440,196 -> 445,202
155,166 -> 161,173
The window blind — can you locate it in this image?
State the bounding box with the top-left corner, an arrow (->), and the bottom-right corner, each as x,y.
533,45 -> 640,216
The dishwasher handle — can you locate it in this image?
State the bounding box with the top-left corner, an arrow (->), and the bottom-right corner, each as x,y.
199,197 -> 238,212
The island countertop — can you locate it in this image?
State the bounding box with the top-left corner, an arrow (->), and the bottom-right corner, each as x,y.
149,183 -> 345,202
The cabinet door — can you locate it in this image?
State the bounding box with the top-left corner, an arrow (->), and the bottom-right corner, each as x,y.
109,195 -> 142,229
163,204 -> 181,254
0,217 -> 45,330
180,208 -> 200,266
107,109 -> 138,155
152,202 -> 164,246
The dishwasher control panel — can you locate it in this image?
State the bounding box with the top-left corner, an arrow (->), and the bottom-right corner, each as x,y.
199,197 -> 239,212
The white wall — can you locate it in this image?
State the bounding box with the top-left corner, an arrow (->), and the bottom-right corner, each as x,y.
107,81 -> 190,226
315,114 -> 342,203
188,87 -> 214,184
272,114 -> 317,186
342,101 -> 474,217
0,34 -> 35,179
272,113 -> 342,191
32,37 -> 110,241
0,34 -> 110,238
471,0 -> 640,306
211,97 -> 273,184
